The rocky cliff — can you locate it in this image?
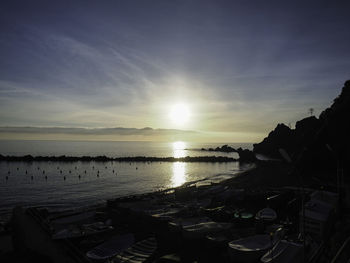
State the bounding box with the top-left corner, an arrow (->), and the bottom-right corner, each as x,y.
253,80 -> 350,173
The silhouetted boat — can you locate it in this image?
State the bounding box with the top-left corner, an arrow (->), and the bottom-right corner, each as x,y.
228,227 -> 284,263
52,221 -> 113,240
260,240 -> 303,263
168,216 -> 212,232
228,234 -> 275,262
111,237 -> 157,263
182,221 -> 232,239
86,233 -> 135,260
255,207 -> 277,221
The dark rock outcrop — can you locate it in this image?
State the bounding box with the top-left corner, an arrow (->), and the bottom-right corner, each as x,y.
236,148 -> 257,162
201,144 -> 237,153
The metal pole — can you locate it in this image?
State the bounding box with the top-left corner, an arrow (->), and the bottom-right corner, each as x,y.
279,148 -> 305,263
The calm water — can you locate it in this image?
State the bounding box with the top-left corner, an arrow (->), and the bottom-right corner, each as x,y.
0,140 -> 253,219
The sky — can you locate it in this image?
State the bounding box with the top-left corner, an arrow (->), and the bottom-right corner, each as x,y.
0,0 -> 349,142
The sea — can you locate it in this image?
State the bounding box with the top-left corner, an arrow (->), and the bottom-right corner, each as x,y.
0,140 -> 254,220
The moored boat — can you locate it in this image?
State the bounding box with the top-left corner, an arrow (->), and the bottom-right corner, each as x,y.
228,234 -> 275,262
260,240 -> 303,263
111,237 -> 157,263
86,233 -> 135,260
255,208 -> 277,222
52,221 -> 114,240
182,221 -> 232,239
168,216 -> 212,232
228,227 -> 284,263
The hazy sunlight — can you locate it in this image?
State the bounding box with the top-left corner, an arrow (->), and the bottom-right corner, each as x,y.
169,103 -> 190,126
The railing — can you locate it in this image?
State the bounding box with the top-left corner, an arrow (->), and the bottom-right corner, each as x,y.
331,236 -> 350,263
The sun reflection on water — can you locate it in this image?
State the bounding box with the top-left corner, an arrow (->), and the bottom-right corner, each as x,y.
171,162 -> 187,187
171,142 -> 187,187
173,141 -> 186,158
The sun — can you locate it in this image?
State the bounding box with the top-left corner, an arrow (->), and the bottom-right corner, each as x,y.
169,103 -> 190,126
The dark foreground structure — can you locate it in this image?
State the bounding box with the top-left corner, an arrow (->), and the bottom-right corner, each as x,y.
4,163 -> 350,263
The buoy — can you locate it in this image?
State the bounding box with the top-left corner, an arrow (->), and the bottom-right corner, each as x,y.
7,171 -> 10,174
31,175 -> 33,180
136,167 -> 138,170
37,167 -> 40,170
112,170 -> 114,173
84,170 -> 86,174
60,170 -> 62,174
78,174 -> 81,179
17,167 -> 19,171
92,166 -> 95,169
45,175 -> 47,180
43,170 -> 45,174
64,176 -> 66,180
69,170 -> 71,174
5,176 -> 8,180
97,173 -> 99,177
25,170 -> 28,174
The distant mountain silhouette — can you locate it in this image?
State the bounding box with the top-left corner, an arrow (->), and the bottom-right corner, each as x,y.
253,80 -> 350,174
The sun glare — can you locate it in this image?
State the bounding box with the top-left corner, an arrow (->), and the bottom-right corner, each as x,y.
169,103 -> 190,126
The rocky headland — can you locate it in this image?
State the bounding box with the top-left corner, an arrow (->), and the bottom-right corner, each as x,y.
253,80 -> 350,178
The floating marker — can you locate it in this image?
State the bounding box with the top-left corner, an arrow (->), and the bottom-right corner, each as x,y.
78,174 -> 81,179
60,170 -> 62,174
84,170 -> 86,174
43,170 -> 45,174
136,167 -> 138,170
31,175 -> 33,180
64,176 -> 66,180
5,176 -> 8,180
69,170 -> 71,174
25,170 -> 28,174
45,175 -> 47,180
